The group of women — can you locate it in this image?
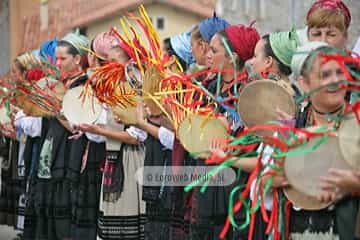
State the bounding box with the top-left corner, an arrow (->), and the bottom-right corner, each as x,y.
0,0 -> 359,240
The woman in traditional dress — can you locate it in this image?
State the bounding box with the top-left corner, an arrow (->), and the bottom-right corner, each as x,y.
287,42 -> 358,240
29,31 -> 90,240
0,53 -> 36,236
77,31 -> 148,240
22,39 -> 57,240
189,24 -> 260,240
306,0 -> 350,50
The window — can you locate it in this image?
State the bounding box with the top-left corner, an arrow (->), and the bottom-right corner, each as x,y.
156,17 -> 165,31
79,27 -> 87,36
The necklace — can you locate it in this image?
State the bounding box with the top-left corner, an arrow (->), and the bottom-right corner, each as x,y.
308,104 -> 344,129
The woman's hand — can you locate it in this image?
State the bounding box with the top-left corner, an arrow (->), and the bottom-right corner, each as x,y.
209,138 -> 227,158
317,168 -> 360,202
136,102 -> 147,126
0,123 -> 16,139
76,123 -> 101,135
276,106 -> 295,126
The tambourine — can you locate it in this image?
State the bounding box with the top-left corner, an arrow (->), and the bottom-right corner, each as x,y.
125,61 -> 143,91
36,77 -> 66,101
284,133 -> 351,198
177,114 -> 229,158
237,79 -> 296,135
142,66 -> 164,116
283,187 -> 332,210
62,86 -> 102,124
338,114 -> 360,169
112,95 -> 141,125
0,105 -> 11,125
14,77 -> 65,117
110,81 -> 140,125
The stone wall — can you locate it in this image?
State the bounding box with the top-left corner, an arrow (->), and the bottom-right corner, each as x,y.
216,0 -> 360,49
0,0 -> 10,75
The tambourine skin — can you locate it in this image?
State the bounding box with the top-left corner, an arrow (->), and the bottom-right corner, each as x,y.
142,66 -> 163,116
112,96 -> 140,125
284,135 -> 352,198
283,187 -> 332,210
237,80 -> 296,135
14,77 -> 66,117
125,62 -> 143,90
177,114 -> 229,159
0,106 -> 11,125
62,86 -> 102,125
338,114 -> 360,169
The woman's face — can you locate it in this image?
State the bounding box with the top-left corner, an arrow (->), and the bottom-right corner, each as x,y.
55,46 -> 79,73
249,39 -> 271,76
108,48 -> 129,64
206,34 -> 230,70
302,57 -> 346,112
190,36 -> 208,66
308,26 -> 347,49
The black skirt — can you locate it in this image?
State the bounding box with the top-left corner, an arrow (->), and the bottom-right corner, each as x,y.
143,134 -> 172,240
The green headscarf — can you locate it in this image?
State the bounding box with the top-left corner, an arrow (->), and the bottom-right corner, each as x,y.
269,29 -> 300,67
62,29 -> 89,56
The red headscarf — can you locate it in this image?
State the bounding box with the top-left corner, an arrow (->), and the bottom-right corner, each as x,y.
307,0 -> 351,28
224,24 -> 260,62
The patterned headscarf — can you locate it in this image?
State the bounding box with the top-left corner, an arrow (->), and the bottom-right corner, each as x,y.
307,0 -> 351,28
92,31 -> 120,60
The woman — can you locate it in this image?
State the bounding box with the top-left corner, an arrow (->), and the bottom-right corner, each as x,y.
189,24 -> 260,240
190,15 -> 230,70
306,0 -> 351,50
77,31 -> 148,240
29,31 -> 92,240
250,30 -> 299,82
286,41 -> 358,239
0,53 -> 37,236
22,39 -> 57,240
246,29 -> 302,239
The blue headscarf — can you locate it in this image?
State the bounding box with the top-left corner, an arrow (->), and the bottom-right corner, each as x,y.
31,49 -> 41,60
170,30 -> 195,65
40,39 -> 58,64
198,14 -> 230,42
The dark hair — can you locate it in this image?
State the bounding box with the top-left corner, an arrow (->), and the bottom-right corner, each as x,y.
57,40 -> 80,56
57,40 -> 89,69
164,38 -> 188,71
262,34 -> 292,75
217,30 -> 245,70
14,59 -> 26,75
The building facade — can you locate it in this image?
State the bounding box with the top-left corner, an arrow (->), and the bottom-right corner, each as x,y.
8,0 -> 216,64
0,0 -> 10,75
216,0 -> 360,49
